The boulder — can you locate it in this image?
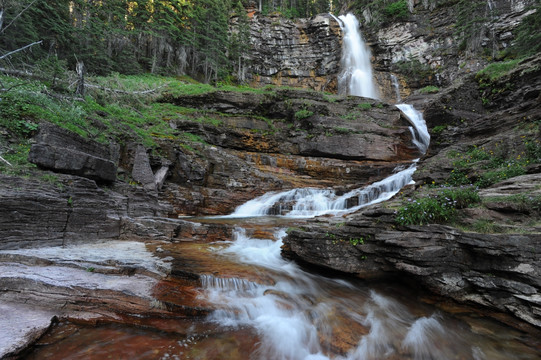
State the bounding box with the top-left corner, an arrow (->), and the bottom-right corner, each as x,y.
28,123 -> 118,183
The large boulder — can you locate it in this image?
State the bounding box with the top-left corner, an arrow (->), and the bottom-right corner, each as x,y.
28,123 -> 118,183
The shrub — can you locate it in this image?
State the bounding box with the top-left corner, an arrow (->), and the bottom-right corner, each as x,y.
357,103 -> 372,110
384,0 -> 409,20
294,109 -> 314,121
419,86 -> 440,94
396,186 -> 480,225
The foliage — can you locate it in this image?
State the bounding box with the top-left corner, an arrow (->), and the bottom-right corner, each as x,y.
446,141 -> 540,188
0,141 -> 37,176
384,0 -> 409,20
395,186 -> 480,225
419,86 -> 440,94
476,59 -> 522,82
294,109 -> 314,121
349,237 -> 364,245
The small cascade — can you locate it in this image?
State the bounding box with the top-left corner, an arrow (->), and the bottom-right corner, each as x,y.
336,13 -> 378,99
228,165 -> 416,218
396,103 -> 430,154
200,274 -> 261,292
390,74 -> 402,103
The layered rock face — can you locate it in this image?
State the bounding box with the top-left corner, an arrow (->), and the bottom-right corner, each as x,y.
284,208 -> 541,329
368,0 -> 538,99
246,13 -> 342,92
160,89 -> 419,215
28,123 -> 119,183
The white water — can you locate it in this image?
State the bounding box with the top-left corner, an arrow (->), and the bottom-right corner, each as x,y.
396,104 -> 430,155
336,13 -> 378,99
229,164 -> 416,218
199,229 -> 492,360
200,13 -> 444,359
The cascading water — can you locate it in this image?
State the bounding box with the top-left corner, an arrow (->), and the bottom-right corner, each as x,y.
396,103 -> 430,155
15,13 -> 540,360
336,13 -> 378,99
228,164 -> 416,218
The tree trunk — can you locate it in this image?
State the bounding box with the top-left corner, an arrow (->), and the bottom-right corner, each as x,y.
76,61 -> 85,97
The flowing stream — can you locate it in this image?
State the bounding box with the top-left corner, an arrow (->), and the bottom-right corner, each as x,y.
22,13 -> 540,360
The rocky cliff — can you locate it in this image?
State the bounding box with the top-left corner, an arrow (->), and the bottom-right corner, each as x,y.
1,4 -> 541,356
244,13 -> 342,92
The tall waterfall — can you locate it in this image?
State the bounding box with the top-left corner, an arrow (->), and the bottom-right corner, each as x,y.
336,13 -> 379,99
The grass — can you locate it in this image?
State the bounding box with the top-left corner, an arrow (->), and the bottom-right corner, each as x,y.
0,141 -> 37,177
446,142 -> 540,188
419,85 -> 440,94
476,59 -> 522,82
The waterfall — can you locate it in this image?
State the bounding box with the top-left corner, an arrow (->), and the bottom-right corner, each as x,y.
336,13 -> 378,99
226,13 -> 430,219
199,229 -> 485,360
228,165 -> 416,218
396,104 -> 430,154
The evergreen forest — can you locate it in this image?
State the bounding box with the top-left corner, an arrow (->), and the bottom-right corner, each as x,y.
0,0 -> 343,82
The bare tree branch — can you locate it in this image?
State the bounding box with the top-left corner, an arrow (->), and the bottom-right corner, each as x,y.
0,40 -> 43,60
0,0 -> 39,34
0,155 -> 12,167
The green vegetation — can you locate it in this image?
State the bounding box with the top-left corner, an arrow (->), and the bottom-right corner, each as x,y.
341,112 -> 360,121
419,86 -> 440,94
396,186 -> 480,225
294,109 -> 314,121
0,141 -> 37,177
353,0 -> 410,26
507,3 -> 541,58
384,0 -> 409,20
349,237 -> 365,246
431,125 -> 447,135
446,141 -> 541,188
357,103 -> 372,110
454,0 -> 488,54
476,59 -> 522,82
0,71 -> 285,178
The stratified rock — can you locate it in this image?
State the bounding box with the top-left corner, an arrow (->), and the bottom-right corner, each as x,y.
283,209 -> 541,329
245,13 -> 342,92
28,123 -> 118,183
0,302 -> 56,359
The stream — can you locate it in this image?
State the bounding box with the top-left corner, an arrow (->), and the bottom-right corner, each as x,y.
22,216 -> 540,360
14,12 -> 541,360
